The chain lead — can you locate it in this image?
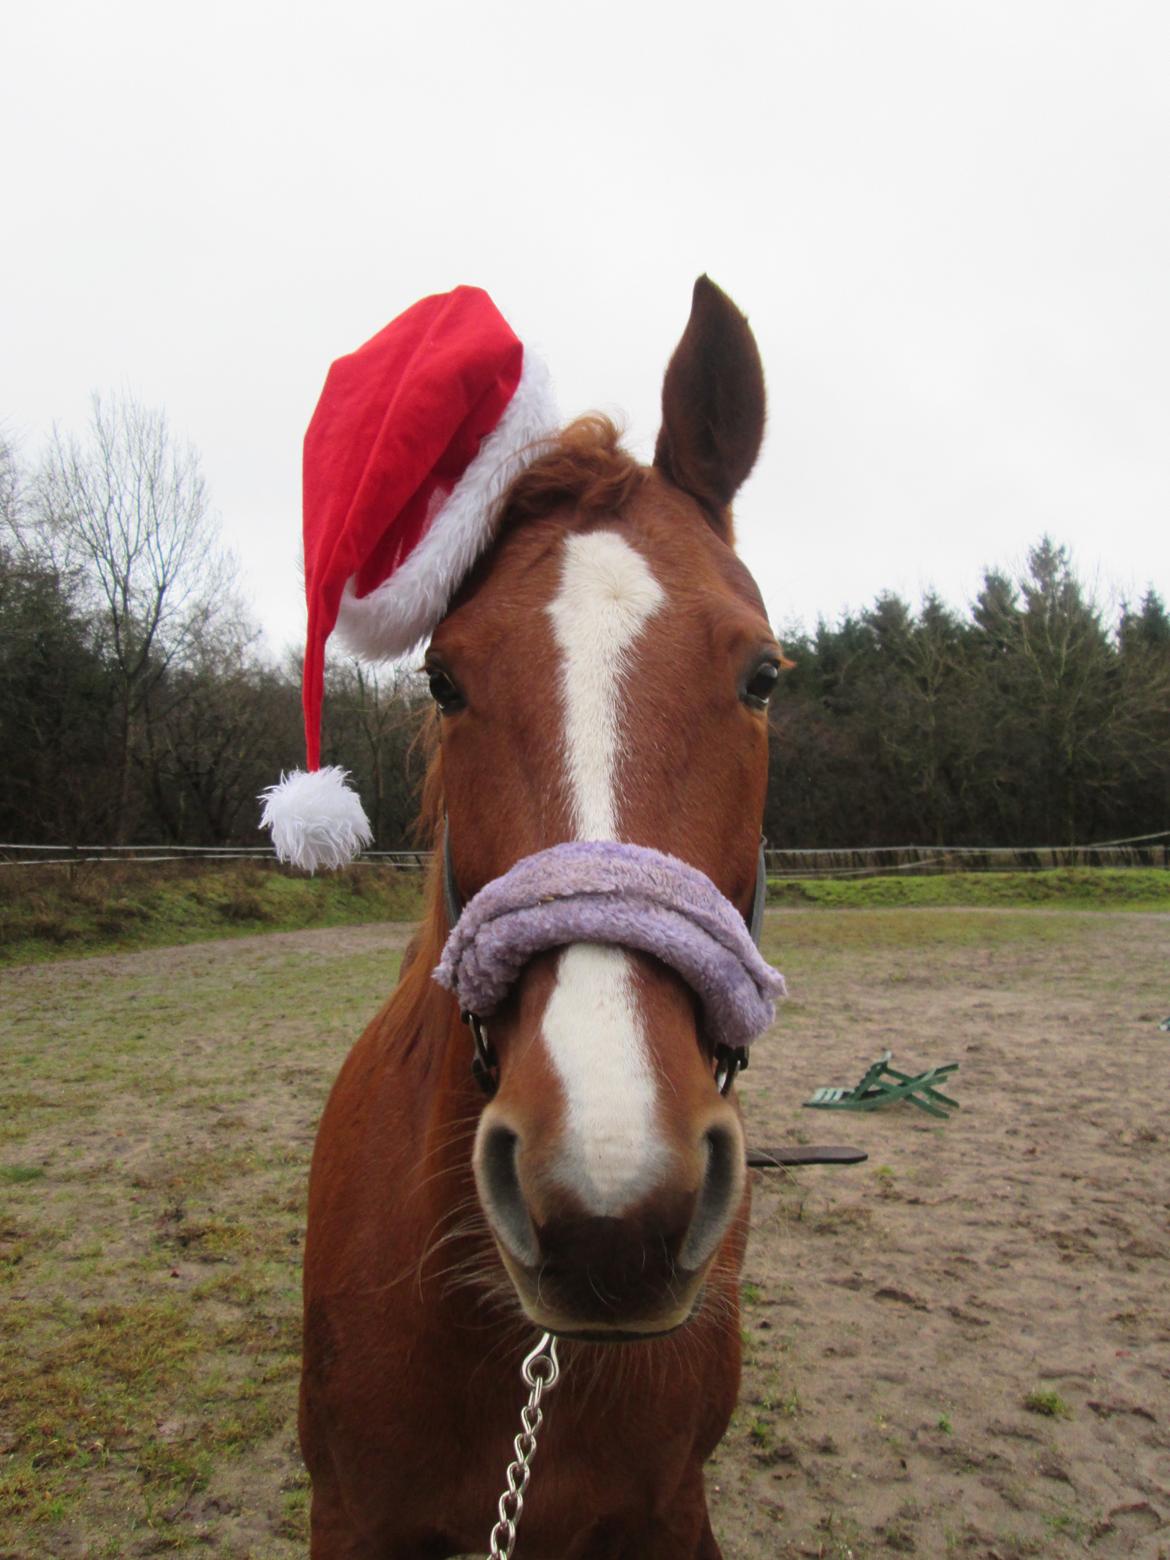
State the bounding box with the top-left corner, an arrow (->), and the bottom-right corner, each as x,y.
486,1332 -> 562,1559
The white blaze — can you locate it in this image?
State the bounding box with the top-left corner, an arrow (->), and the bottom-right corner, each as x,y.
546,529 -> 666,839
543,531 -> 666,1213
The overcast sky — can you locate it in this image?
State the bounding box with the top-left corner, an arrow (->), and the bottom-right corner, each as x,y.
4,0 -> 1167,656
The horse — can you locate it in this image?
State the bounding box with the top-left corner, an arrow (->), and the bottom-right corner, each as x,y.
300,276 -> 780,1558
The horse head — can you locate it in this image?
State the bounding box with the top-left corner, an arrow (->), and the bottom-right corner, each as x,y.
428,277 -> 779,1340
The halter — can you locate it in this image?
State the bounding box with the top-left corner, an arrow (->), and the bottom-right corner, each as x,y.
438,830 -> 778,1099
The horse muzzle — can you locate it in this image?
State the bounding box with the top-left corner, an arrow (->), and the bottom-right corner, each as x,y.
473,1105 -> 746,1338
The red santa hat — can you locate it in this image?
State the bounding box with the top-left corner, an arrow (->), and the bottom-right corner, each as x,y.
260,286 -> 558,870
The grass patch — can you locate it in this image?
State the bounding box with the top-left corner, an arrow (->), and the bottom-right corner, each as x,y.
0,859 -> 425,964
1023,1389 -> 1072,1418
766,867 -> 1170,911
5,861 -> 1164,969
0,928 -> 405,1555
5,862 -> 1164,968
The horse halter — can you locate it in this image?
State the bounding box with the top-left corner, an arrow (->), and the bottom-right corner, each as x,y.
438,830 -> 778,1099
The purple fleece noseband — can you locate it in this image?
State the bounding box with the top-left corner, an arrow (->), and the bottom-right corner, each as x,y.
434,840 -> 785,1052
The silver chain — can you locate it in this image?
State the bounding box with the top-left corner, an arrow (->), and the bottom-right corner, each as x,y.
486,1332 -> 562,1559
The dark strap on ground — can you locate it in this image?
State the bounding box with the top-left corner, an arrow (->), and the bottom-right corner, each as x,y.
747,1145 -> 868,1167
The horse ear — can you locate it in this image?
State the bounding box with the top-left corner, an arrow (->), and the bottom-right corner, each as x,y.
653,276 -> 766,536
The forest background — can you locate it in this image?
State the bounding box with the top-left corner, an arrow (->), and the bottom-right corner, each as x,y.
2,397 -> 1168,856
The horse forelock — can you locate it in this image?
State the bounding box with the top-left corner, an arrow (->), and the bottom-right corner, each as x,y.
498,414 -> 646,531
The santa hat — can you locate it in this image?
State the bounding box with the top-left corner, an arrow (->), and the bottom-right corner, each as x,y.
260,286 -> 558,871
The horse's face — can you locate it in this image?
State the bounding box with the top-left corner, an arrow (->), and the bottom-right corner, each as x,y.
430,279 -> 776,1339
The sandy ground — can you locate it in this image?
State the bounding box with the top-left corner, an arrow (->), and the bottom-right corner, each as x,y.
1,909 -> 1168,1558
717,909 -> 1170,1559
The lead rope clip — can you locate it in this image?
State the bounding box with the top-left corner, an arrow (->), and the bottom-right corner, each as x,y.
486,1332 -> 562,1559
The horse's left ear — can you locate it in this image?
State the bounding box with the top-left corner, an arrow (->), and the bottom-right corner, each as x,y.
653,275 -> 766,538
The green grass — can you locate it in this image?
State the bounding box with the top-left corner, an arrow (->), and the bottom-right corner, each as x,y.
760,905 -> 1095,968
0,932 -> 406,1556
0,860 -> 425,964
1024,1389 -> 1072,1419
766,867 -> 1170,911
3,860 -> 1165,968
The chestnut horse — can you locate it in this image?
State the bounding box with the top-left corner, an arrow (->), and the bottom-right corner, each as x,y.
301,277 -> 780,1558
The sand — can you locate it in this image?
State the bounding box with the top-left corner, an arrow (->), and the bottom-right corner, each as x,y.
714,909 -> 1170,1559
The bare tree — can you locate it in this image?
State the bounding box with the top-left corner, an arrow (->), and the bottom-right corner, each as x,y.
143,606 -> 298,842
34,394 -> 228,840
0,430 -> 22,539
324,658 -> 428,845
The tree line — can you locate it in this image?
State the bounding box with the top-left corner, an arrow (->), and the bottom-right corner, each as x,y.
765,546 -> 1170,848
0,398 -> 427,851
2,397 -> 1167,853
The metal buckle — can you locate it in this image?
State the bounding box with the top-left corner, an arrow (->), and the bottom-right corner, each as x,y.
464,1011 -> 500,1098
714,1044 -> 748,1096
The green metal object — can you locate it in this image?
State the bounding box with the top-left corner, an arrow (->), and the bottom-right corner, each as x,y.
803,1049 -> 960,1120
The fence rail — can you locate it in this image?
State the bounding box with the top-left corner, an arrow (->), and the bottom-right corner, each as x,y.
759,836 -> 1170,879
2,834 -> 1167,878
0,844 -> 431,870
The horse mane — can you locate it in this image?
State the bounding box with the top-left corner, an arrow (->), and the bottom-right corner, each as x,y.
383,714 -> 446,1039
387,414 -> 647,1044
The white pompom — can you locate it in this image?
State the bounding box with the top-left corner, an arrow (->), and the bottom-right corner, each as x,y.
259,766 -> 373,872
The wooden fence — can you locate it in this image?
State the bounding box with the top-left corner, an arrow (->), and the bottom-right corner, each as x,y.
2,834 -> 1167,880
759,837 -> 1170,879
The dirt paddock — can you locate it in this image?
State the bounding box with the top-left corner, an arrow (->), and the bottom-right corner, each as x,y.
724,909 -> 1170,1559
1,908 -> 1167,1558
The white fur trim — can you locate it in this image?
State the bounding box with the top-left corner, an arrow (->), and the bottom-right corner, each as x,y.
333,350 -> 559,661
259,766 -> 373,872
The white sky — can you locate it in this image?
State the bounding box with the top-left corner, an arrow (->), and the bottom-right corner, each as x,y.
3,0 -> 1168,656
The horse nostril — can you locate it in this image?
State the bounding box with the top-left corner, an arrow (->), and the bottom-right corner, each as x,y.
679,1124 -> 743,1272
476,1121 -> 539,1267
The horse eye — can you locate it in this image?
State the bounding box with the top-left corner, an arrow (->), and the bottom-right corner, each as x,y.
427,668 -> 464,713
744,660 -> 780,708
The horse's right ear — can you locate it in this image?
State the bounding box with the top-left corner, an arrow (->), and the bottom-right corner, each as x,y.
653,275 -> 766,537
